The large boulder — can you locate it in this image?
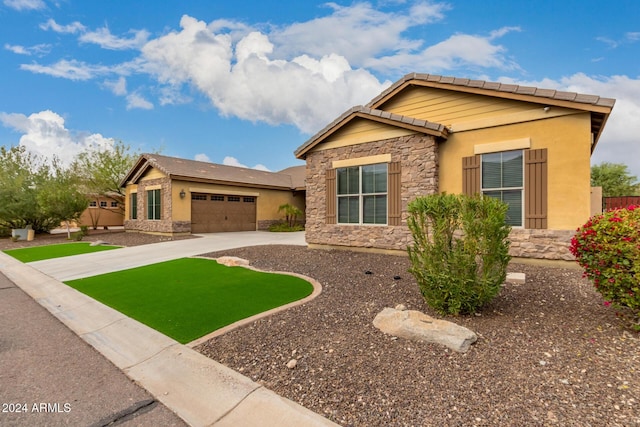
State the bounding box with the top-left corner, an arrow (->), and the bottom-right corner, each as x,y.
373,306 -> 477,353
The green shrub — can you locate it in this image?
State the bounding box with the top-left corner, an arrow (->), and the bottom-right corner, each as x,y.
570,206 -> 640,330
80,225 -> 89,235
70,231 -> 84,241
407,194 -> 512,315
268,222 -> 304,232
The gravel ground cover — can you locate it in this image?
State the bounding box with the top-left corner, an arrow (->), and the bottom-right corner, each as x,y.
0,229 -> 195,251
196,245 -> 639,427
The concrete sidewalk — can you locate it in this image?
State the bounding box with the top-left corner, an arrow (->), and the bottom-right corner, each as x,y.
0,232 -> 339,427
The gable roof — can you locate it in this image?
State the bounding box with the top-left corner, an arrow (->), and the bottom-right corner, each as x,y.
121,153 -> 305,191
295,73 -> 615,159
294,105 -> 449,159
368,73 -> 615,149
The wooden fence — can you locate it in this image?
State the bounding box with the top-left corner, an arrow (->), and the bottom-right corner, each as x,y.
603,196 -> 640,211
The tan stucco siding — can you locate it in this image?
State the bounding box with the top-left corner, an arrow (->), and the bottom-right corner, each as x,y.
139,168 -> 166,181
321,118 -> 416,148
439,113 -> 593,229
380,86 -> 535,125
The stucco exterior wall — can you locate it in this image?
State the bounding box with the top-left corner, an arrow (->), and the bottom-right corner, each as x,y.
305,134 -> 438,250
439,112 -> 593,230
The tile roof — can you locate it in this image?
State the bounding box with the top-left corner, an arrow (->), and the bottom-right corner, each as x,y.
121,153 -> 305,190
294,106 -> 448,159
368,73 -> 616,109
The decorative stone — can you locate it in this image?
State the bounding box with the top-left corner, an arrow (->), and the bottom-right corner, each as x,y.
286,359 -> 297,369
506,272 -> 526,284
90,240 -> 108,246
216,256 -> 250,267
373,307 -> 477,353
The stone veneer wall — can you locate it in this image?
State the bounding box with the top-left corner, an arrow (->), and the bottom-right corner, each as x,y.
305,134 -> 438,250
508,229 -> 575,261
123,177 -> 191,234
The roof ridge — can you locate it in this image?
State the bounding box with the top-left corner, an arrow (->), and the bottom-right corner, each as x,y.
367,73 -> 616,108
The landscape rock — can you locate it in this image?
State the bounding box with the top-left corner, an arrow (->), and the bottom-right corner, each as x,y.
286,359 -> 297,369
216,256 -> 251,267
373,307 -> 477,353
89,240 -> 108,246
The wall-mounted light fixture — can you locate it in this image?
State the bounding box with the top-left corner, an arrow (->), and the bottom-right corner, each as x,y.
543,106 -> 551,112
180,189 -> 186,199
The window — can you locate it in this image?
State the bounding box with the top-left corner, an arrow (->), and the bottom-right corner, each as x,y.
211,195 -> 225,201
147,189 -> 161,220
481,150 -> 523,227
191,194 -> 207,200
111,201 -> 118,208
130,193 -> 137,219
89,201 -> 97,207
99,201 -> 107,208
228,196 -> 240,202
337,163 -> 387,225
243,197 -> 255,203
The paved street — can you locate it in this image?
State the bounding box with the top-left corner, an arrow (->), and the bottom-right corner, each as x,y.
0,272 -> 187,427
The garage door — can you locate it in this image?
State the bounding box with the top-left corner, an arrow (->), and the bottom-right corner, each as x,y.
191,193 -> 256,233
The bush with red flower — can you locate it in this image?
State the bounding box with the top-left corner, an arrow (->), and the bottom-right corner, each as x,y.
570,205 -> 640,330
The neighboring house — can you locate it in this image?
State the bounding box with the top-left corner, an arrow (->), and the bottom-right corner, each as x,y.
120,153 -> 305,234
77,195 -> 124,229
294,73 -> 615,261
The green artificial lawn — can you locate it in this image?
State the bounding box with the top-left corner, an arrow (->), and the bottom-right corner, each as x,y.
3,242 -> 121,263
65,257 -> 314,344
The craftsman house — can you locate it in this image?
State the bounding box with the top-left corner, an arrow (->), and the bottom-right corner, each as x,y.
294,73 -> 615,260
121,154 -> 305,234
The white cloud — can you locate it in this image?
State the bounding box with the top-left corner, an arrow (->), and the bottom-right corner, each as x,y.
79,27 -> 150,50
40,19 -> 148,50
4,0 -> 44,11
0,110 -> 114,165
4,42 -> 50,56
5,44 -> 28,55
499,73 -> 640,179
141,16 -> 389,133
20,59 -> 112,80
126,92 -> 153,110
271,1 -> 448,66
104,76 -> 127,96
194,153 -> 211,162
365,27 -> 521,74
135,6 -> 523,133
223,156 -> 270,171
19,2 -> 527,134
40,18 -> 85,34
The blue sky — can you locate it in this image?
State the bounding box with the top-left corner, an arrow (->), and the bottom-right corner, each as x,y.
1,0 -> 639,177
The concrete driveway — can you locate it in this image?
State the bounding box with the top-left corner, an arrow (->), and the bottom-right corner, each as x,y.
28,231 -> 306,281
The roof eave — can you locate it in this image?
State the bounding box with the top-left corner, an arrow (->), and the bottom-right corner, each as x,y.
369,76 -> 616,115
171,175 -> 295,191
295,107 -> 448,159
